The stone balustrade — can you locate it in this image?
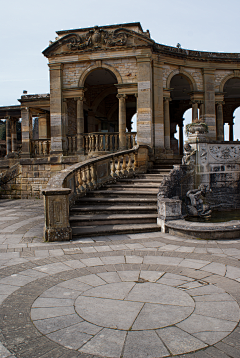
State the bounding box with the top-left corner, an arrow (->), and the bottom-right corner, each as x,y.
67,132 -> 137,154
67,135 -> 77,154
42,145 -> 149,242
31,139 -> 51,157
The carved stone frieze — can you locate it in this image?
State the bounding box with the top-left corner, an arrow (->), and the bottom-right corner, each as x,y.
209,145 -> 240,161
67,26 -> 128,51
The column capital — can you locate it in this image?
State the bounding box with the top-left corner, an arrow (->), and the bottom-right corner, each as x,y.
163,97 -> 171,102
117,94 -> 128,100
74,96 -> 85,102
216,101 -> 225,105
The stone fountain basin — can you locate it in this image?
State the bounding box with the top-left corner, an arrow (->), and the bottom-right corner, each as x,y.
165,219 -> 240,240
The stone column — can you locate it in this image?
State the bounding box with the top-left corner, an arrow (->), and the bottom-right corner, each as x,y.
164,97 -> 171,149
200,101 -> 204,120
11,119 -> 17,152
229,121 -> 234,141
153,61 -> 164,153
216,101 -> 224,141
203,68 -> 216,140
62,99 -> 68,152
21,107 -> 32,158
49,63 -> 64,155
179,122 -> 184,155
38,113 -> 50,139
5,116 -> 12,155
76,96 -> 85,153
192,101 -> 198,122
117,94 -> 127,150
136,56 -> 153,148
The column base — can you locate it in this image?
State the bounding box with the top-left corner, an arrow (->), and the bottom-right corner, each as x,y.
44,227 -> 72,242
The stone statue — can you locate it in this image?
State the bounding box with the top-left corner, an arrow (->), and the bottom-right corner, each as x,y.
182,143 -> 197,165
186,184 -> 212,217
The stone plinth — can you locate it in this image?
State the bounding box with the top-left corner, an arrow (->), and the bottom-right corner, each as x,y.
42,188 -> 72,242
157,198 -> 183,233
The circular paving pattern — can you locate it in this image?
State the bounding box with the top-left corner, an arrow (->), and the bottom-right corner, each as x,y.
31,271 -> 240,357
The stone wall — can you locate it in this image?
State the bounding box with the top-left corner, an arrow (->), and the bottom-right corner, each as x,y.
0,159 -> 78,199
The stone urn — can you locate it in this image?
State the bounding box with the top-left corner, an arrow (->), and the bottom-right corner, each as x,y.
186,121 -> 208,139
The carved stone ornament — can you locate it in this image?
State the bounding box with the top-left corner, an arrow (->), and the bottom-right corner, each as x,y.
67,26 -> 128,50
209,145 -> 240,161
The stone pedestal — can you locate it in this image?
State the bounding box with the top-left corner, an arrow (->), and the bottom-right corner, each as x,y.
157,198 -> 183,233
42,188 -> 72,242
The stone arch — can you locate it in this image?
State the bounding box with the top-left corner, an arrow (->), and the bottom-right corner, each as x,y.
219,73 -> 240,92
92,87 -> 117,112
166,69 -> 197,91
78,63 -> 123,87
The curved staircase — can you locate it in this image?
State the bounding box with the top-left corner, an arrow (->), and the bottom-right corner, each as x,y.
70,163 -> 174,238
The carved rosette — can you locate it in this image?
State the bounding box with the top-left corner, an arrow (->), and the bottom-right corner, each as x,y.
67,27 -> 128,51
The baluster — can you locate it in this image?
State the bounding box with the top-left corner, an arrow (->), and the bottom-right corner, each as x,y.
78,169 -> 85,192
48,140 -> 51,154
134,150 -> 138,171
114,134 -> 118,150
109,135 -> 113,151
82,166 -> 87,189
100,135 -> 104,151
95,134 -> 99,152
111,157 -> 117,177
127,153 -> 133,175
122,154 -> 127,176
116,155 -> 121,176
42,141 -> 45,155
90,164 -> 97,188
105,134 -> 109,151
133,133 -> 136,146
86,165 -> 92,189
90,135 -> 93,152
84,136 -> 87,152
73,137 -> 76,152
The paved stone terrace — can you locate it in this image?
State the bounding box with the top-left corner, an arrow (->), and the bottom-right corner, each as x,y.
0,199 -> 240,358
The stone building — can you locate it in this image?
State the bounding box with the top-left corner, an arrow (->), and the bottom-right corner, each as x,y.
0,22 -> 240,198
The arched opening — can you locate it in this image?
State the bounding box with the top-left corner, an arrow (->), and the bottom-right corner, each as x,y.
74,67 -> 137,153
84,68 -> 118,133
170,74 -> 192,154
223,77 -> 240,141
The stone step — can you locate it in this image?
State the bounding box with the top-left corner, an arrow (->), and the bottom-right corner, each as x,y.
75,197 -> 157,205
117,178 -> 163,183
137,174 -> 166,179
102,185 -> 160,190
70,205 -> 157,215
87,190 -> 158,197
71,223 -> 160,238
149,169 -> 171,173
70,213 -> 157,226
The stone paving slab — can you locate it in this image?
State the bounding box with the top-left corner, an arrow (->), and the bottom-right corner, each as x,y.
0,199 -> 240,357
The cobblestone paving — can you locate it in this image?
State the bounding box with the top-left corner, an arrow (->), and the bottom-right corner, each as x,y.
0,199 -> 240,357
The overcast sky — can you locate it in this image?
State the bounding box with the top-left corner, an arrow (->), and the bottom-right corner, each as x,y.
1,0 -> 240,138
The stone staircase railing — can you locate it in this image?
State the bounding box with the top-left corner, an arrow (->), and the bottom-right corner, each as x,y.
67,132 -> 137,154
31,139 -> 51,157
42,145 -> 149,242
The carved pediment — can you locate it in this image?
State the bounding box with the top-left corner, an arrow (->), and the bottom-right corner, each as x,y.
43,26 -> 154,57
67,27 -> 128,50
